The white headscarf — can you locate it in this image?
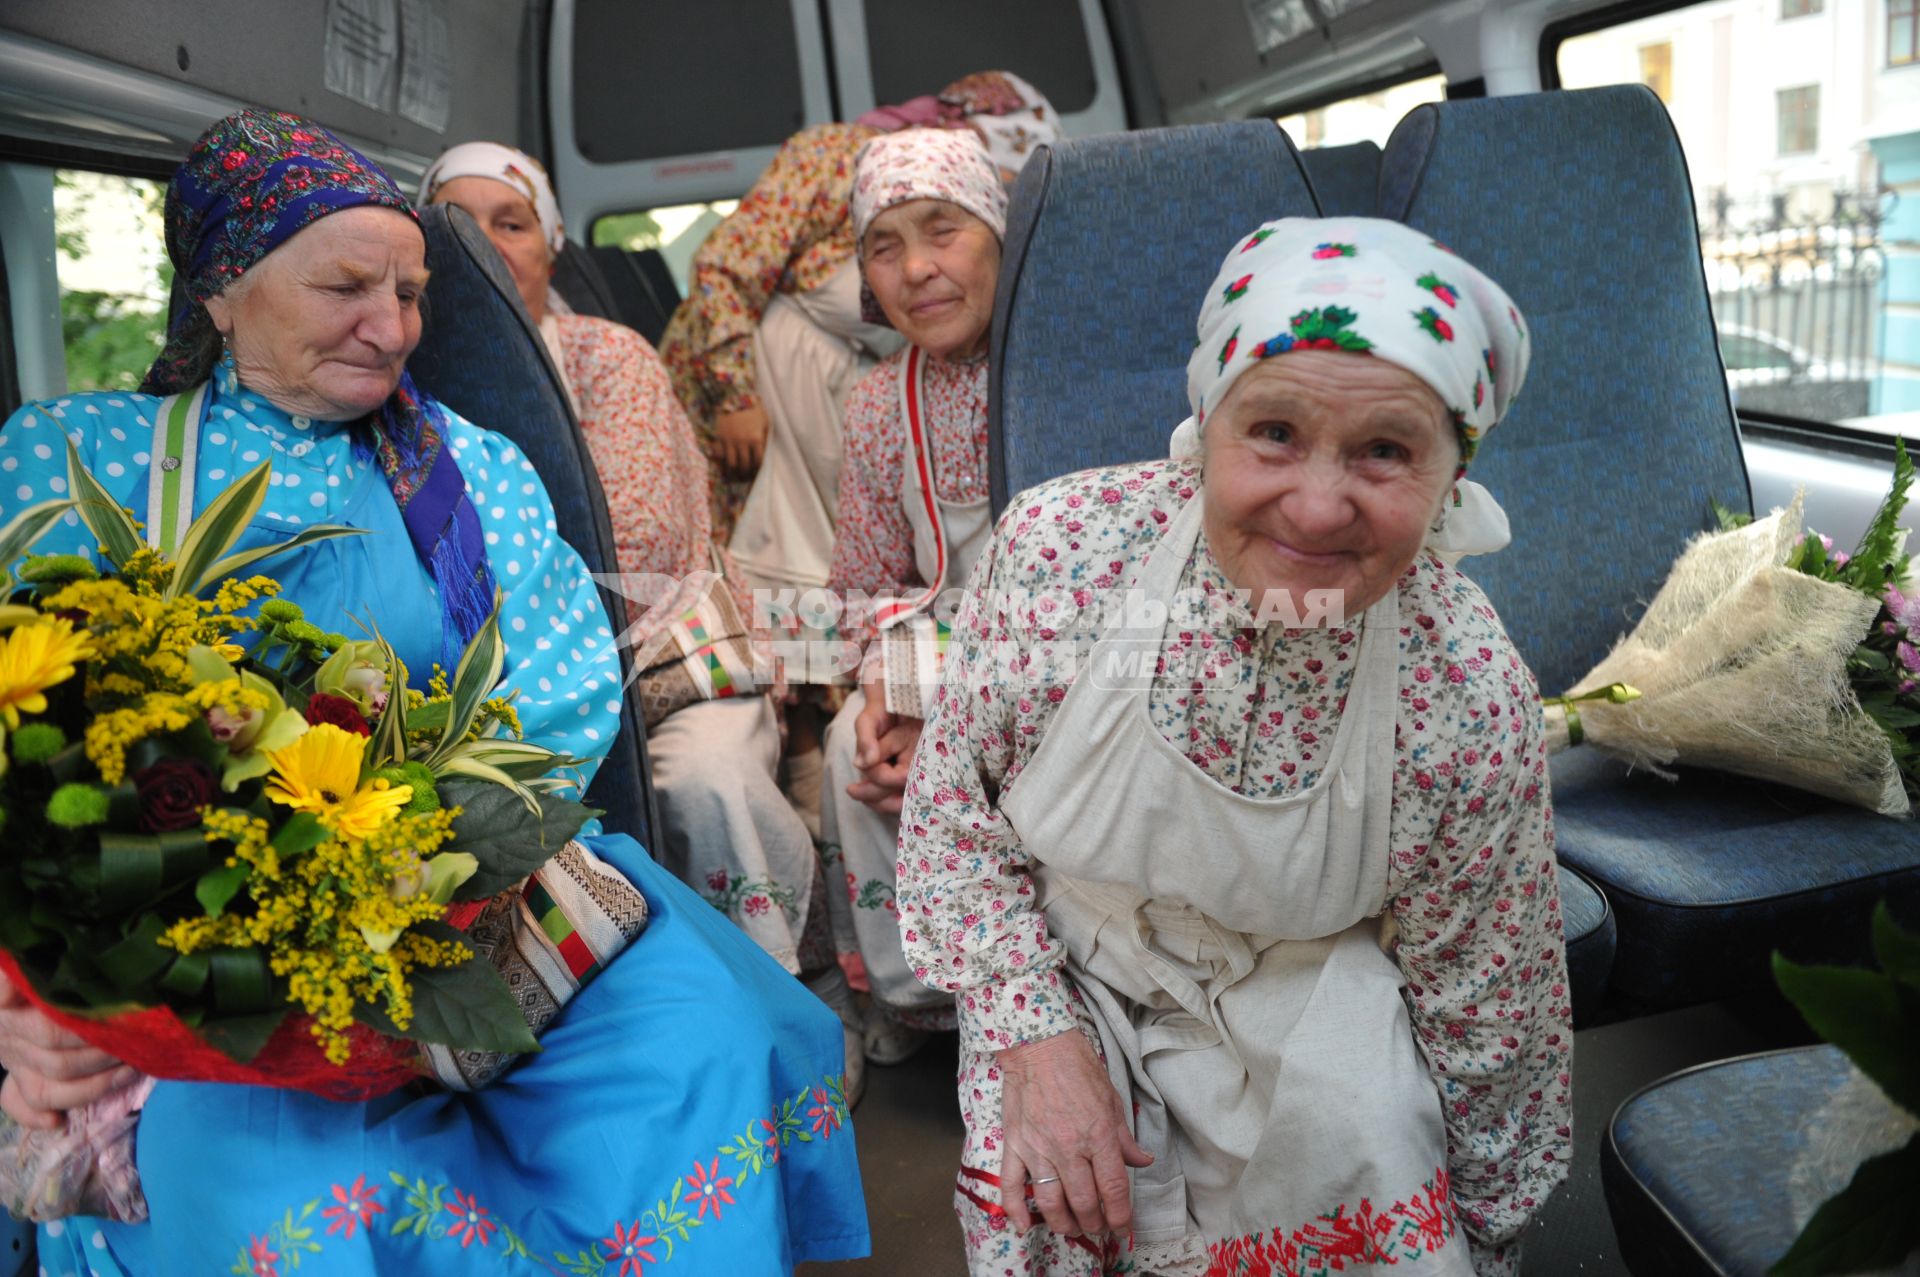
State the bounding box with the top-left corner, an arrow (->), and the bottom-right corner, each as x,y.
1173,217 -> 1531,561
850,129 -> 1009,329
419,141 -> 566,256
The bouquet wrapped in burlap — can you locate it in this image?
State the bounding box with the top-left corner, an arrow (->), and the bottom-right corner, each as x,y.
1543,443 -> 1918,817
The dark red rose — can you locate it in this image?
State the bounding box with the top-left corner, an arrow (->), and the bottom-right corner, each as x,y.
306,693 -> 370,737
132,759 -> 217,833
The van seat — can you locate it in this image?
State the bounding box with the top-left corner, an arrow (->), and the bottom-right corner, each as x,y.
407,203 -> 660,851
989,121 -> 1322,508
1299,141 -> 1381,217
1560,864 -> 1615,1027
1381,84 -> 1920,1009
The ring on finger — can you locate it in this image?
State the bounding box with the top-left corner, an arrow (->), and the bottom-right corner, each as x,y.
1030,1174 -> 1061,1187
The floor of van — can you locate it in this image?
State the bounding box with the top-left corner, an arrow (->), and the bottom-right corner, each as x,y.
800,999 -> 1793,1275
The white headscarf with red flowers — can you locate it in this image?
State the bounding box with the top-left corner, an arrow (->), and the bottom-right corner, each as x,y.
1173,217 -> 1531,559
420,141 -> 566,256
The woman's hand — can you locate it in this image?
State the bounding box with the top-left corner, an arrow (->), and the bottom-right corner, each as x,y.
848,677 -> 923,815
712,405 -> 771,477
0,971 -> 138,1130
996,1030 -> 1154,1240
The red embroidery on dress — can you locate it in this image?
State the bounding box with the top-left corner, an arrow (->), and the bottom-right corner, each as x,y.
1204,1168 -> 1457,1277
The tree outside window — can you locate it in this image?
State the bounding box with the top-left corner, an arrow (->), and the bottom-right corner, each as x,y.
1777,84 -> 1820,154
1893,0 -> 1920,66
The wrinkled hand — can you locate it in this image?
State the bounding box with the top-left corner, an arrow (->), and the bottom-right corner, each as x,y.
996,1030 -> 1154,1240
0,970 -> 138,1131
847,677 -> 923,815
712,405 -> 771,477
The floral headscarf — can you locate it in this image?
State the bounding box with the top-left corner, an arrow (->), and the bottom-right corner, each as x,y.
141,109 -> 497,668
853,69 -> 1060,173
1183,217 -> 1529,474
418,141 -> 567,256
850,129 -> 1008,328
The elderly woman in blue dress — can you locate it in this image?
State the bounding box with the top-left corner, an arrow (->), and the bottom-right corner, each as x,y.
895,219 -> 1571,1276
0,110 -> 866,1274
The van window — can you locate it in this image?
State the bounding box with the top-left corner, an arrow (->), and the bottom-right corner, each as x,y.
864,0 -> 1098,115
53,170 -> 170,394
1275,72 -> 1446,151
1558,5 -> 1898,433
592,201 -> 740,297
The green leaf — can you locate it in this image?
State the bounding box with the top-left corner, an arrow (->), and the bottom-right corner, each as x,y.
64,435 -> 142,569
1871,902 -> 1920,991
0,497 -> 80,588
270,811 -> 327,856
208,946 -> 275,1014
1773,953 -> 1920,1115
402,700 -> 448,735
196,524 -> 370,594
367,628 -> 409,770
426,595 -> 506,768
95,913 -> 173,990
1770,1134 -> 1920,1275
197,1008 -> 286,1065
435,754 -> 539,812
159,951 -> 210,997
195,862 -> 251,917
98,830 -> 214,912
441,780 -> 600,899
1710,496 -> 1754,531
165,458 -> 272,599
397,943 -> 539,1055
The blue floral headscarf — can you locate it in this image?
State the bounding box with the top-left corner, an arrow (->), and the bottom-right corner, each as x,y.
141,108 -> 497,663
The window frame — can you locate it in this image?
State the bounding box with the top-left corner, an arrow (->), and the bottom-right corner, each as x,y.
1253,57 -> 1445,123
1891,0 -> 1920,67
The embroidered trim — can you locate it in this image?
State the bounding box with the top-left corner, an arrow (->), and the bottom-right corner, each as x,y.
229,1074 -> 852,1276
1203,1168 -> 1458,1277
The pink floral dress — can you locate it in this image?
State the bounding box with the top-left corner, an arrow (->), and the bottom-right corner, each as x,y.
896,459 -> 1572,1277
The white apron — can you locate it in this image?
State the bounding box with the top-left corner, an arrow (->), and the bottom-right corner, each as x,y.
824,346 -> 991,1014
996,495 -> 1469,1274
732,260 -> 901,617
873,345 -> 993,718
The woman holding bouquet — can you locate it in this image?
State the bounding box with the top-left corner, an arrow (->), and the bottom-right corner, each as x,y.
0,109 -> 866,1273
896,219 -> 1572,1276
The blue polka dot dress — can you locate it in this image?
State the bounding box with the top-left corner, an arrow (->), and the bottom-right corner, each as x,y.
1,370 -> 868,1275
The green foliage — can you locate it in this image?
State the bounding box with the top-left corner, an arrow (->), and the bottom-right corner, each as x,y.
1769,903 -> 1920,1275
592,209 -> 663,251
53,172 -> 172,394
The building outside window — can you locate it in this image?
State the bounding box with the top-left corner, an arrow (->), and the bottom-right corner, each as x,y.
1777,84 -> 1820,153
1893,0 -> 1920,65
1640,41 -> 1674,102
1782,0 -> 1823,18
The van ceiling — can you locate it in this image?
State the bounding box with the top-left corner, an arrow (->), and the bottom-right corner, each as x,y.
0,0 -> 536,174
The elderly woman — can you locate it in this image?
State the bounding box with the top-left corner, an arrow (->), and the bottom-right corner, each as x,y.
0,110 -> 865,1274
895,219 -> 1572,1276
418,143 -> 863,1084
820,128 -> 1009,1064
662,72 -> 1058,831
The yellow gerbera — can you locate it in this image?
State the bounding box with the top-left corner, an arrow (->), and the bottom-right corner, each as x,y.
264,723 -> 412,838
0,619 -> 94,729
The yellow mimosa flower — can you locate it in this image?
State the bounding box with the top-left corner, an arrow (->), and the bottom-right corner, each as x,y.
0,619 -> 94,729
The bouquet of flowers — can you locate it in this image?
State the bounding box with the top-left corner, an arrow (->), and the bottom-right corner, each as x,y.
0,443 -> 633,1221
1543,441 -> 1919,816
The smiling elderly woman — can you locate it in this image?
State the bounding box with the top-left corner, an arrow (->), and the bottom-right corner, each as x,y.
894,218 -> 1572,1277
821,128 -> 1009,1064
0,110 -> 864,1275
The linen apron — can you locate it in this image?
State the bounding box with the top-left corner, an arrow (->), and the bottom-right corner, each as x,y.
996,495 -> 1469,1274
734,260 -> 902,682
825,345 -> 991,1015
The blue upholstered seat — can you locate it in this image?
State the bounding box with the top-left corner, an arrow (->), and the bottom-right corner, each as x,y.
989,121 -> 1321,508
408,203 -> 659,851
1299,141 -> 1381,217
1602,1046 -> 1858,1276
1379,84 -> 1920,1006
1559,863 -> 1615,1026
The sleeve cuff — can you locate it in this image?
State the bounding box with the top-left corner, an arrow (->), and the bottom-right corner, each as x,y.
954,969 -> 1077,1058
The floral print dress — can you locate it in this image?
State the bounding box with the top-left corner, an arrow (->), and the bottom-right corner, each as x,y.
658,122 -> 878,534
895,459 -> 1572,1277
